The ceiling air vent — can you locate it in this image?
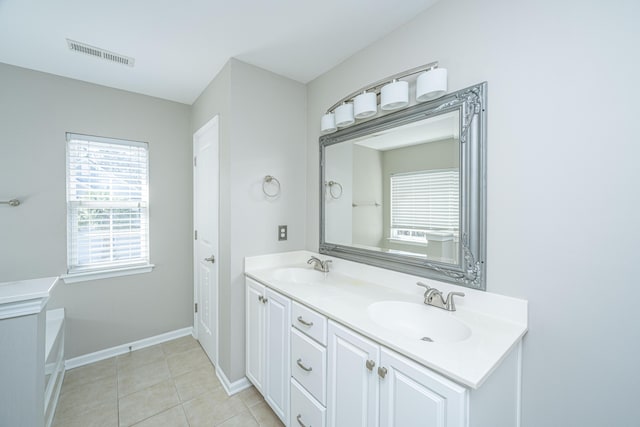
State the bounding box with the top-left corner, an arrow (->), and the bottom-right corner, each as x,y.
66,39 -> 135,67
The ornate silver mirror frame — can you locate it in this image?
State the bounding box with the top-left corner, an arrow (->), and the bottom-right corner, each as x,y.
319,82 -> 487,290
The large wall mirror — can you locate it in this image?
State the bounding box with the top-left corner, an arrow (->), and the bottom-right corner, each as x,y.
320,82 -> 486,290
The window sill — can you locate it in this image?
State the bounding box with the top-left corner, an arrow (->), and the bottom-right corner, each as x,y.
61,264 -> 155,284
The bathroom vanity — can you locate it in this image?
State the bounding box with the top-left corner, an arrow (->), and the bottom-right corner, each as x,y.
0,277 -> 64,427
245,251 -> 527,427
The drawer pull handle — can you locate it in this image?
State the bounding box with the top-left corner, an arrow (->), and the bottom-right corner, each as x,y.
297,316 -> 314,327
378,366 -> 388,378
296,414 -> 309,427
296,358 -> 313,372
366,359 -> 376,371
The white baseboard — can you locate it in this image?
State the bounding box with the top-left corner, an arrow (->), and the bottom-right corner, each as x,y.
65,327 -> 194,369
216,367 -> 252,396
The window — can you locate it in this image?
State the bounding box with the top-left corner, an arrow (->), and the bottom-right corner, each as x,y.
65,133 -> 151,280
390,169 -> 459,243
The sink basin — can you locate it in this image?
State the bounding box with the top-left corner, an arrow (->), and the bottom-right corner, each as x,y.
367,301 -> 471,343
272,267 -> 326,284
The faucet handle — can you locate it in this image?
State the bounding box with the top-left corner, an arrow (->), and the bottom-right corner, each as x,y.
416,282 -> 431,292
444,292 -> 465,311
416,282 -> 432,302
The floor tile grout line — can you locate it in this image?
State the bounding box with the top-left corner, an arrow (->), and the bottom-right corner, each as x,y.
127,403 -> 185,427
180,402 -> 193,427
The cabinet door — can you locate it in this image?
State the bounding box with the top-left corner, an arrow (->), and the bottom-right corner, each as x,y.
264,288 -> 291,425
246,278 -> 265,393
327,321 -> 380,427
379,348 -> 467,427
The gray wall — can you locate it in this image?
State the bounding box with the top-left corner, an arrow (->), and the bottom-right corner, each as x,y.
191,59 -> 307,382
305,0 -> 640,425
0,63 -> 193,358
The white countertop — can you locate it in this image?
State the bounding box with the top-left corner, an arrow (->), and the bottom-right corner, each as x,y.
0,277 -> 60,320
245,251 -> 527,389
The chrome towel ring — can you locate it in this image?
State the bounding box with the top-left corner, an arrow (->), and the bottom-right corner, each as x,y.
327,180 -> 343,199
263,175 -> 281,198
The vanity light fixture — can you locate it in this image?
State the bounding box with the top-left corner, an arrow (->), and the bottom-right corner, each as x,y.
334,102 -> 355,128
321,112 -> 337,134
319,61 -> 447,133
381,79 -> 409,111
353,91 -> 377,118
416,67 -> 448,102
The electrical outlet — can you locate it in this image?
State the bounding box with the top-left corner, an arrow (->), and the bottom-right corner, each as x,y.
278,225 -> 288,241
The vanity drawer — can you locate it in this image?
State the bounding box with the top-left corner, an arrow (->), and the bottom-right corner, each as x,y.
291,378 -> 326,427
291,328 -> 327,405
292,301 -> 328,345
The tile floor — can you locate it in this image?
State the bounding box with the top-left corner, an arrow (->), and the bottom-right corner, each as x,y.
53,336 -> 284,427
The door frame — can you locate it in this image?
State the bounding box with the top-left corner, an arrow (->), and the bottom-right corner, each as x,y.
193,115 -> 220,367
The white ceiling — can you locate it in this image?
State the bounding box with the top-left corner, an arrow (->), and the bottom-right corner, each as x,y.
0,0 -> 439,104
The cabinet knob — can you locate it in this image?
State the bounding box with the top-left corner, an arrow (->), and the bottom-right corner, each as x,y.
296,358 -> 313,372
296,414 -> 309,427
366,359 -> 376,371
258,295 -> 263,302
378,366 -> 388,378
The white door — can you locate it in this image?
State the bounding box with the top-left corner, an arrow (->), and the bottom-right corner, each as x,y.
379,348 -> 467,427
193,116 -> 219,366
327,321 -> 380,427
246,278 -> 265,393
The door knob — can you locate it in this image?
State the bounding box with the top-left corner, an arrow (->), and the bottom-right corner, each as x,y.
204,255 -> 215,263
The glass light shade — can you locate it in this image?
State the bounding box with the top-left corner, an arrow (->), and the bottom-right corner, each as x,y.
416,68 -> 448,102
381,80 -> 409,111
335,103 -> 355,128
321,112 -> 337,133
354,91 -> 377,119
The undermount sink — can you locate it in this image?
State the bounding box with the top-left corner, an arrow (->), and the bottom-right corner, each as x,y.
367,301 -> 472,343
272,267 -> 326,284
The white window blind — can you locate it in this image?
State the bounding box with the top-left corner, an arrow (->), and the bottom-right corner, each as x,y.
390,169 -> 459,237
66,133 -> 149,273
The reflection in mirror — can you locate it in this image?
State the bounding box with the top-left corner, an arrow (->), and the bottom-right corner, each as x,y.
320,82 -> 486,290
325,111 -> 460,265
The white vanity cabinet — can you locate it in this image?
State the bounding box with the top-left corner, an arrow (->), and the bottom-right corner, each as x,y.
245,253 -> 527,427
327,320 -> 466,427
245,277 -> 291,425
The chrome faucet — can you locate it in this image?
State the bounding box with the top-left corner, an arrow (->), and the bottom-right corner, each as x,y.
308,256 -> 332,273
416,282 -> 465,311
